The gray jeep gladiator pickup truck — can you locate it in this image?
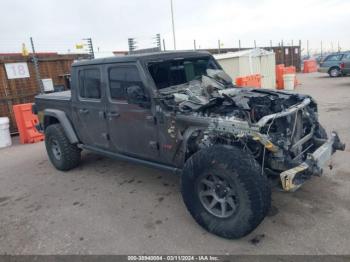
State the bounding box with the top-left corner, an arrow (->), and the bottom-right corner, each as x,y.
34,51 -> 345,239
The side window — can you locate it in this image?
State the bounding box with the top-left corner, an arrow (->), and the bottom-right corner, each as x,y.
108,66 -> 143,101
342,54 -> 350,60
79,69 -> 101,99
325,54 -> 343,62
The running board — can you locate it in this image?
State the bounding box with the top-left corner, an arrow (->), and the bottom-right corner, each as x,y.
80,145 -> 181,175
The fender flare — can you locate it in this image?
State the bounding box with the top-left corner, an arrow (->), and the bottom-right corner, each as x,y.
43,109 -> 79,144
177,126 -> 205,166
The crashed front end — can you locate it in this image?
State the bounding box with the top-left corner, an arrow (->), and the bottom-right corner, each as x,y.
159,73 -> 345,192
206,97 -> 345,192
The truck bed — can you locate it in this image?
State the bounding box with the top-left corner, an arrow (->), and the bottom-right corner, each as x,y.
35,91 -> 72,115
35,90 -> 71,101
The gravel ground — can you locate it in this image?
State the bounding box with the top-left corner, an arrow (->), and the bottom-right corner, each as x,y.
0,72 -> 349,255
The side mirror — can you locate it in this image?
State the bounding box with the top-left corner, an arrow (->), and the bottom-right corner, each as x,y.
126,85 -> 150,108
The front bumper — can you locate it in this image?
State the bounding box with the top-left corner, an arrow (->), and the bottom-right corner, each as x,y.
280,131 -> 345,192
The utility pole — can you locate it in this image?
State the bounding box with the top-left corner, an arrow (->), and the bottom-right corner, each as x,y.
298,40 -> 302,68
170,0 -> 176,50
254,40 -> 256,48
163,39 -> 166,51
218,40 -> 221,54
238,40 -> 241,50
291,40 -> 294,66
270,40 -> 272,49
30,37 -> 44,94
307,40 -> 310,57
83,38 -> 95,59
321,41 -> 323,59
281,40 -> 285,65
193,40 -> 197,50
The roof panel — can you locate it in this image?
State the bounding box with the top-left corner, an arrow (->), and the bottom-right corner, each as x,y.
72,51 -> 212,67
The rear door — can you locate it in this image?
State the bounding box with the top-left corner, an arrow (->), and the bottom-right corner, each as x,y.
321,54 -> 343,69
72,67 -> 109,148
105,63 -> 159,160
342,53 -> 350,74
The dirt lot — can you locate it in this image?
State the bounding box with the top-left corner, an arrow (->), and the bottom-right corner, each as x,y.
0,72 -> 349,255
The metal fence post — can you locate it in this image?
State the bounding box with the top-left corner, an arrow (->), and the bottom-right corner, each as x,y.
30,37 -> 44,94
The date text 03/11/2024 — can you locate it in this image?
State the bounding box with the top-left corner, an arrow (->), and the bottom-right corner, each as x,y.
127,255 -> 219,261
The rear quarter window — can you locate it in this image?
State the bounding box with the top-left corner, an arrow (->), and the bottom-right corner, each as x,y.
342,53 -> 350,60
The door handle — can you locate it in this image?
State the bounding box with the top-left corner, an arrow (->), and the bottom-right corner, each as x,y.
107,112 -> 120,118
79,109 -> 89,114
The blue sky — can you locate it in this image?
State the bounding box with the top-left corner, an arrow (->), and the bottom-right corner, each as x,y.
0,0 -> 349,55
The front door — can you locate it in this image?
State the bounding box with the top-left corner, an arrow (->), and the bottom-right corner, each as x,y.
105,63 -> 159,160
72,67 -> 109,148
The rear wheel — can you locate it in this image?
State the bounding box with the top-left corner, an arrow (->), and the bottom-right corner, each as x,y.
181,145 -> 271,239
329,67 -> 341,77
45,124 -> 81,171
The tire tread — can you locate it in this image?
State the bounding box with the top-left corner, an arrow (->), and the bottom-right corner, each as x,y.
45,124 -> 81,171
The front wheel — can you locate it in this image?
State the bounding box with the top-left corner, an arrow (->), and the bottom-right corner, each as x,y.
181,145 -> 271,239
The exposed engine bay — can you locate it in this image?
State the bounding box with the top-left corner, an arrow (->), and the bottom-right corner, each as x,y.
156,69 -> 345,191
160,69 -> 312,123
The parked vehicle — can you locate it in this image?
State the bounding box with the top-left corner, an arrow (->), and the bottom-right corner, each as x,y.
318,52 -> 350,77
33,51 -> 345,239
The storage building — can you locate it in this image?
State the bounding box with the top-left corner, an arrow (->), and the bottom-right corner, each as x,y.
214,48 -> 276,89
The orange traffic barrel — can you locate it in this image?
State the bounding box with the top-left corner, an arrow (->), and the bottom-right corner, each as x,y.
303,60 -> 317,73
276,64 -> 285,89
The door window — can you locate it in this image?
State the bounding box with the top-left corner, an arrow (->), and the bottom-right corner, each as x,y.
79,69 -> 101,99
325,54 -> 343,62
108,66 -> 144,101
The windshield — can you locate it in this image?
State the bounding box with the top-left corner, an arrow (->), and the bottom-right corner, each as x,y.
148,56 -> 220,89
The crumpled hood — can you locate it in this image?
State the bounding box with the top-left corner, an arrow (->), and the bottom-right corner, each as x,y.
160,76 -> 312,123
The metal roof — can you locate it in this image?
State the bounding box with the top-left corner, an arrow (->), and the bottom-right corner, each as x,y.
72,51 -> 211,67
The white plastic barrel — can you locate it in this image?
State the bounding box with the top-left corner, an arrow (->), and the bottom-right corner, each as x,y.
0,117 -> 12,148
283,74 -> 295,91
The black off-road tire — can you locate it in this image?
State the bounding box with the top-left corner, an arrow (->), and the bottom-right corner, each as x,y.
181,145 -> 271,239
45,124 -> 81,171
